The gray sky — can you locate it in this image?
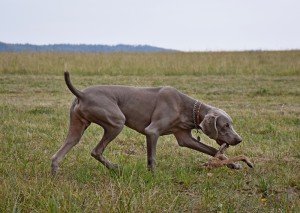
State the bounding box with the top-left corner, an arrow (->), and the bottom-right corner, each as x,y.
1,0 -> 299,51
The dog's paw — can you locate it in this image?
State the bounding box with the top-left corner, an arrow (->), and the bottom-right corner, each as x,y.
51,162 -> 59,176
111,164 -> 123,174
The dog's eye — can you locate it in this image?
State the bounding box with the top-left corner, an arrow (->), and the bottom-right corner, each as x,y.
221,123 -> 229,131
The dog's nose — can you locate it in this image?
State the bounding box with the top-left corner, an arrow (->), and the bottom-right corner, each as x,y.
235,136 -> 242,144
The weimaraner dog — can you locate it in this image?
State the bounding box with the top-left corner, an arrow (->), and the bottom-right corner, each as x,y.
51,71 -> 244,175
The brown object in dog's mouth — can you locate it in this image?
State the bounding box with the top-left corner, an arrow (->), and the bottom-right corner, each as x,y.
205,154 -> 254,169
217,143 -> 229,155
204,143 -> 253,169
244,159 -> 254,168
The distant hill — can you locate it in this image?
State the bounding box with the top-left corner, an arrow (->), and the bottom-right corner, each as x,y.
0,42 -> 178,53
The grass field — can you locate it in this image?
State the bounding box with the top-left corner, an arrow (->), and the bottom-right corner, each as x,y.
0,51 -> 299,212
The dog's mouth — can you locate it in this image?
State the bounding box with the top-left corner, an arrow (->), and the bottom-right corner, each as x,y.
217,139 -> 229,146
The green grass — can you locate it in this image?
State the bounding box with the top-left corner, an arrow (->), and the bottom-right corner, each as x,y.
0,51 -> 299,212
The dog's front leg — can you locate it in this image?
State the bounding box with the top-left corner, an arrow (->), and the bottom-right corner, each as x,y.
174,130 -> 218,156
144,122 -> 162,173
174,131 -> 243,169
146,134 -> 158,173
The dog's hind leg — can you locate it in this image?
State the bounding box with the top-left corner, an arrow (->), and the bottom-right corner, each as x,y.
90,108 -> 125,171
51,112 -> 90,176
91,126 -> 124,171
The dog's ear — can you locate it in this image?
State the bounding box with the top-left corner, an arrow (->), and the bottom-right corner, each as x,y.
200,113 -> 218,140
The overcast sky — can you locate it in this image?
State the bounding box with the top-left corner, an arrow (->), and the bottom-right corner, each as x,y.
1,0 -> 299,51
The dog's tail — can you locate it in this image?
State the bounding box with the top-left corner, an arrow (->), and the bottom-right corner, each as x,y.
64,71 -> 84,99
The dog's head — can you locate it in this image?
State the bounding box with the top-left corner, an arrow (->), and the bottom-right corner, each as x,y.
199,109 -> 242,146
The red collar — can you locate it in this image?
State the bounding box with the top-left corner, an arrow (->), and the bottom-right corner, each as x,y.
193,100 -> 202,129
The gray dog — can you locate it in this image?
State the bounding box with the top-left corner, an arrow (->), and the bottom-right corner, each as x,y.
51,72 -> 243,175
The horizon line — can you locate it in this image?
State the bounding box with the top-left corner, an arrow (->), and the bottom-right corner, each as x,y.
1,41 -> 299,53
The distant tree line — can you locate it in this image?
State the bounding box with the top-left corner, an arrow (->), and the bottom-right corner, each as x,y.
0,42 -> 177,53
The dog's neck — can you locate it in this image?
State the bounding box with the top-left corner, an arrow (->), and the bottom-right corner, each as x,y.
198,102 -> 213,122
193,100 -> 202,130
178,92 -> 213,130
